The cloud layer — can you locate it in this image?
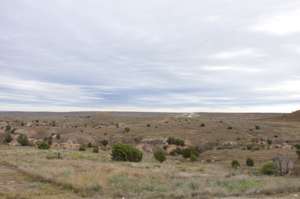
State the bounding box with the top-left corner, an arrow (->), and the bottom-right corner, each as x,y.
1,0 -> 300,112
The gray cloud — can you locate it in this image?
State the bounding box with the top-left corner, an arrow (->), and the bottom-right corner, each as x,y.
0,0 -> 300,112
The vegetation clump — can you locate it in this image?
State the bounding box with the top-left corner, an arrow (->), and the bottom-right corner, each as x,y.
231,160 -> 240,169
260,161 -> 276,175
17,134 -> 29,146
111,143 -> 143,162
79,144 -> 86,151
5,125 -> 12,132
246,158 -> 254,167
3,132 -> 13,144
181,147 -> 199,160
167,137 -> 185,146
267,139 -> 272,145
93,146 -> 99,153
153,148 -> 166,163
294,144 -> 300,158
43,136 -> 53,146
124,127 -> 130,133
38,141 -> 50,150
190,153 -> 198,161
100,139 -> 108,146
169,147 -> 183,156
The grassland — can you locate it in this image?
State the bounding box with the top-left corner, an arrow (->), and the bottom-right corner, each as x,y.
0,112 -> 300,198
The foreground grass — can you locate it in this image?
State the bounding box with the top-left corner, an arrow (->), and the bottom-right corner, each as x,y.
1,146 -> 300,198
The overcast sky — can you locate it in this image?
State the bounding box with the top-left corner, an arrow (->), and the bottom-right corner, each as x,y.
1,0 -> 300,112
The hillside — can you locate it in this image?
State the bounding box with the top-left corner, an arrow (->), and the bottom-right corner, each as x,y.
0,111 -> 300,198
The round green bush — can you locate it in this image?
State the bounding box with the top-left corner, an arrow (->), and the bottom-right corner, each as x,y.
5,125 -> 11,132
111,143 -> 143,162
181,147 -> 199,160
38,141 -> 50,150
246,158 -> 254,167
100,139 -> 108,146
294,144 -> 300,150
79,144 -> 86,151
93,146 -> 99,153
3,132 -> 13,143
169,147 -> 183,156
167,137 -> 185,146
260,161 -> 276,175
124,127 -> 130,133
153,148 -> 166,163
17,134 -> 29,146
231,160 -> 240,169
190,154 -> 198,161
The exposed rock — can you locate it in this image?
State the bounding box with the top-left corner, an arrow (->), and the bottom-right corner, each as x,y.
140,138 -> 167,145
197,142 -> 217,153
137,143 -> 153,153
272,155 -> 294,176
26,122 -> 33,127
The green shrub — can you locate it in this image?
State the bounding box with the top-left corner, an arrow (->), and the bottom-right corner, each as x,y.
100,139 -> 108,146
153,148 -> 166,163
200,123 -> 205,127
293,144 -> 300,158
124,127 -> 130,133
169,147 -> 183,156
88,142 -> 93,148
93,146 -> 99,153
56,134 -> 61,140
294,144 -> 300,150
255,125 -> 261,130
182,147 -> 199,160
43,136 -> 53,146
231,160 -> 240,169
246,158 -> 254,167
190,154 -> 198,161
167,137 -> 185,146
17,134 -> 29,146
38,141 -> 50,150
228,126 -> 233,130
267,139 -> 272,145
111,143 -> 143,162
79,144 -> 86,151
3,132 -> 13,143
246,144 -> 254,150
260,161 -> 276,175
5,125 -> 11,132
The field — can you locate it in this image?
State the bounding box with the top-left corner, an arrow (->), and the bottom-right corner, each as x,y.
0,111 -> 300,199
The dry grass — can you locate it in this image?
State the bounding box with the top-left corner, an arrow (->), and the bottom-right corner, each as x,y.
1,146 -> 300,198
1,112 -> 300,198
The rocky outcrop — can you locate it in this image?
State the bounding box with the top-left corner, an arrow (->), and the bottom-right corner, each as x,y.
272,155 -> 294,176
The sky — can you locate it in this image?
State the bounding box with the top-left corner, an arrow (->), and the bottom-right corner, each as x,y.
1,0 -> 300,113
